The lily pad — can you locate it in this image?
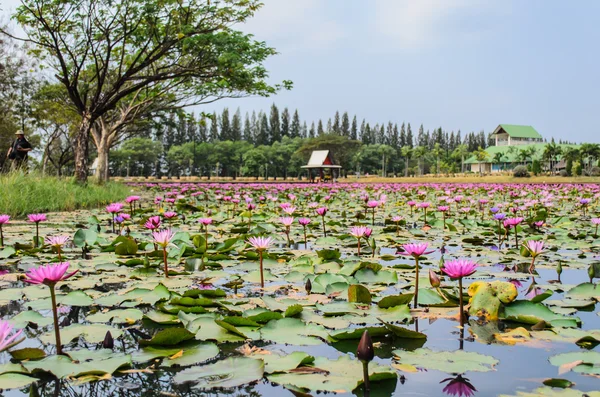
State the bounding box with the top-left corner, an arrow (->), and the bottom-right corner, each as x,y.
392,348 -> 498,373
174,357 -> 264,389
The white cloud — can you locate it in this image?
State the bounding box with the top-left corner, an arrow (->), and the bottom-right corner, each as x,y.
372,0 -> 510,50
242,0 -> 345,51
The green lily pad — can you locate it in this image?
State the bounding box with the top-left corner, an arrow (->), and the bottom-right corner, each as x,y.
260,318 -> 331,345
392,348 -> 498,373
348,284 -> 372,304
40,324 -> 123,344
267,354 -> 396,393
139,327 -> 196,346
174,357 -> 264,389
502,301 -> 580,327
0,373 -> 37,389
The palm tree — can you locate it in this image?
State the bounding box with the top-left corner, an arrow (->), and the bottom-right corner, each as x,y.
401,146 -> 413,177
377,145 -> 396,177
517,148 -> 529,165
452,144 -> 469,173
492,152 -> 504,172
474,147 -> 489,176
413,146 -> 427,176
431,143 -> 444,176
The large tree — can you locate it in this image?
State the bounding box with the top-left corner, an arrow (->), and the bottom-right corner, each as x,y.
7,0 -> 290,182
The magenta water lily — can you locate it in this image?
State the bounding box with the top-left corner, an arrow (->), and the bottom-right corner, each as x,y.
398,242 -> 434,308
24,262 -> 78,355
248,236 -> 273,289
442,259 -> 478,326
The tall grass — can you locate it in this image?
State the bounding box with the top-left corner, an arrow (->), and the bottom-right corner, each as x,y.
0,172 -> 132,217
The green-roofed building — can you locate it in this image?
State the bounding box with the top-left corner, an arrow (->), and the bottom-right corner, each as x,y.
492,124 -> 543,146
467,124 -> 579,174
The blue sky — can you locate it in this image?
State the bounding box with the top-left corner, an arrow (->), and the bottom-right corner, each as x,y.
3,0 -> 599,143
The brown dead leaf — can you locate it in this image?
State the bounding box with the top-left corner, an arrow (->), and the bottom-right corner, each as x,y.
289,367 -> 330,375
237,344 -> 272,356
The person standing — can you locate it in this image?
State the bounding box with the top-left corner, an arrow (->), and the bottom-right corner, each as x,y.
7,130 -> 33,171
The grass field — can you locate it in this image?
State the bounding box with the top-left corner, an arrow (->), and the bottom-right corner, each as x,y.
0,172 -> 132,217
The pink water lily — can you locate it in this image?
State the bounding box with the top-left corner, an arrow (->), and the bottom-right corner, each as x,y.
105,203 -> 123,213
24,262 -> 77,355
163,211 -> 177,219
280,217 -> 294,247
45,235 -> 70,262
524,240 -> 545,273
153,229 -> 175,278
198,218 -> 213,226
145,216 -> 161,230
398,242 -> 434,308
0,215 -> 9,247
442,259 -> 478,326
350,226 -> 371,256
28,213 -> 47,247
316,207 -> 328,237
247,236 -> 274,288
0,320 -> 24,353
298,218 -> 311,246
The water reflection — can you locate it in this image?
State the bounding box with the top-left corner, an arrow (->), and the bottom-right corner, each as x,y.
440,374 -> 477,397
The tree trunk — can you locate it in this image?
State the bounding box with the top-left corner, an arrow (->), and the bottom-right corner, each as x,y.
74,114 -> 92,184
96,140 -> 110,183
405,158 -> 409,177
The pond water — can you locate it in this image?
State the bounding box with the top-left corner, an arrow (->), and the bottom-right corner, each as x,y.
0,182 -> 599,396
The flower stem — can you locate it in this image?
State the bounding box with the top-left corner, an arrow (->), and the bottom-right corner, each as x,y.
303,226 -> 307,247
413,257 -> 419,308
49,285 -> 63,355
362,361 -> 370,394
163,247 -> 169,278
458,277 -> 464,327
0,225 -> 3,247
357,237 -> 361,256
35,223 -> 39,248
259,250 -> 264,289
322,216 -> 326,237
57,247 -> 62,263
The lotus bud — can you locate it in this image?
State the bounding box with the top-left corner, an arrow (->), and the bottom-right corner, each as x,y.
356,330 -> 374,363
305,278 -> 312,295
556,261 -> 562,277
429,269 -> 441,288
103,331 -> 114,349
588,265 -> 595,283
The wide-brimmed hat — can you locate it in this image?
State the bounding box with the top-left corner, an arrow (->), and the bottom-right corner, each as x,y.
15,130 -> 24,135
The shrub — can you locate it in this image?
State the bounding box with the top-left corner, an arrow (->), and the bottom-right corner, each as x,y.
589,166 -> 600,176
574,162 -> 582,176
559,170 -> 568,177
566,158 -> 573,176
532,160 -> 541,176
513,165 -> 530,178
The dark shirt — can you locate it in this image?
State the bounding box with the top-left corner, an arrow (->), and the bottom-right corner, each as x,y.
12,137 -> 32,160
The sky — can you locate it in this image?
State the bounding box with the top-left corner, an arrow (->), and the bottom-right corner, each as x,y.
2,0 -> 600,143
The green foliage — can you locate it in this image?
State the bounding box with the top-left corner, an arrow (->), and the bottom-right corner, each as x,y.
532,159 -> 542,175
513,165 -> 530,178
0,172 -> 129,217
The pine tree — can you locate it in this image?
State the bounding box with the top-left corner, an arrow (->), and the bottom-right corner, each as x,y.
309,122 -> 316,138
231,108 -> 242,141
399,123 -> 406,147
417,124 -> 425,146
363,123 -> 372,145
406,123 -> 414,148
220,108 -> 232,140
290,109 -> 301,138
243,112 -> 252,142
251,111 -> 259,144
269,104 -> 281,143
360,119 -> 366,142
175,113 -> 187,146
301,121 -> 308,138
333,111 -> 340,134
326,118 -> 332,133
350,116 -> 358,140
186,113 -> 199,143
341,112 -> 350,136
257,112 -> 269,145
281,107 -> 290,137
391,123 -> 399,149
210,112 -> 219,142
318,120 -> 325,136
164,113 -> 177,150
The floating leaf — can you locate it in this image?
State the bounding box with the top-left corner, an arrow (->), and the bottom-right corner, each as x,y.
174,357 -> 264,389
392,348 -> 498,373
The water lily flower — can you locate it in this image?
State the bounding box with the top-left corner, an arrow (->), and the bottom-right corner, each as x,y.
283,206 -> 296,215
316,207 -> 328,237
45,235 -> 70,262
0,215 -> 9,247
0,320 -> 24,353
280,217 -> 294,247
440,375 -> 477,397
392,215 -> 403,235
105,203 -> 123,214
163,211 -> 177,219
443,259 -> 477,327
28,213 -> 47,247
524,240 -> 544,273
350,226 -> 370,256
398,243 -> 434,308
298,218 -> 311,246
144,216 -> 161,230
592,218 -> 600,237
23,262 -> 78,355
153,229 -> 175,278
247,236 -> 274,289
504,217 -> 524,247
